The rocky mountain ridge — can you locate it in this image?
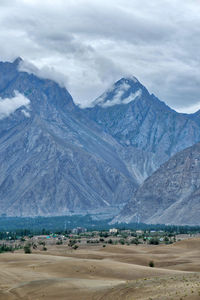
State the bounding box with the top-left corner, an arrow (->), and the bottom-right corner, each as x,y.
113,142 -> 200,225
84,77 -> 200,171
0,58 -> 200,222
0,58 -> 136,216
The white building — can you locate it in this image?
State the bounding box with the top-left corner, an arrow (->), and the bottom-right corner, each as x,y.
109,228 -> 118,234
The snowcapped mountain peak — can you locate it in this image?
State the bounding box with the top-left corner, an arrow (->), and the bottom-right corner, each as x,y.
92,77 -> 143,108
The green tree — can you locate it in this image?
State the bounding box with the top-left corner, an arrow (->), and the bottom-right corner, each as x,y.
24,243 -> 31,254
149,260 -> 154,267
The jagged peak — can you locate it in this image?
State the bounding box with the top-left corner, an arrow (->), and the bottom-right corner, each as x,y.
117,75 -> 139,84
13,57 -> 23,65
91,76 -> 143,108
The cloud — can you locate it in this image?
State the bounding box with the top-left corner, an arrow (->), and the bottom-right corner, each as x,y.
176,102 -> 200,114
0,0 -> 200,112
0,91 -> 30,120
19,60 -> 69,88
92,81 -> 142,108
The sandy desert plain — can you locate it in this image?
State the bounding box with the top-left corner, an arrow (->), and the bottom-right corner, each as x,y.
0,237 -> 200,300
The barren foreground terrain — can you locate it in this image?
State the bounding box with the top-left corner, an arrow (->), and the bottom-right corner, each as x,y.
0,239 -> 200,299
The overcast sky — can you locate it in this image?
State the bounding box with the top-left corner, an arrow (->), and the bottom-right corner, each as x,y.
0,0 -> 200,112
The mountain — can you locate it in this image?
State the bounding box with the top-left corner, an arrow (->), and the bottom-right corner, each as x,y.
1,58 -> 200,220
0,58 -> 137,217
84,77 -> 200,177
112,142 -> 200,225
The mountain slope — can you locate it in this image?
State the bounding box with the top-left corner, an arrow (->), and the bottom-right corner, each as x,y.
0,59 -> 136,217
84,77 -> 200,172
1,58 -> 200,220
113,142 -> 200,225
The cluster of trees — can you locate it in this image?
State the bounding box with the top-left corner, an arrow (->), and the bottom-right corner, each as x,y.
68,239 -> 79,250
23,241 -> 47,254
1,214 -> 200,233
0,215 -> 111,232
0,243 -> 21,253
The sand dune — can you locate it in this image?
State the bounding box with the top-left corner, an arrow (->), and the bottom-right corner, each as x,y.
0,238 -> 200,299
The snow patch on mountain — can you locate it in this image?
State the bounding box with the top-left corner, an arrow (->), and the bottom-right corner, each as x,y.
0,91 -> 30,120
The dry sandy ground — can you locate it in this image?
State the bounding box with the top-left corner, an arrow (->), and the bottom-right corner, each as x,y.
0,239 -> 200,299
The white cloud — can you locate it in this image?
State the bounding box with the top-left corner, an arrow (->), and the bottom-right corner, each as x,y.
0,91 -> 30,120
91,82 -> 129,107
0,0 -> 200,111
21,109 -> 31,118
123,90 -> 142,105
19,60 -> 68,88
91,81 -> 142,108
175,102 -> 200,114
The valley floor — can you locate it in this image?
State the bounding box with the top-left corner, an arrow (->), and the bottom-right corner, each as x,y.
0,239 -> 200,299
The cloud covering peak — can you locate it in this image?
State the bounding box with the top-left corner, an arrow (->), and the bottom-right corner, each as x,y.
0,91 -> 30,120
18,60 -> 68,88
92,80 -> 142,108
